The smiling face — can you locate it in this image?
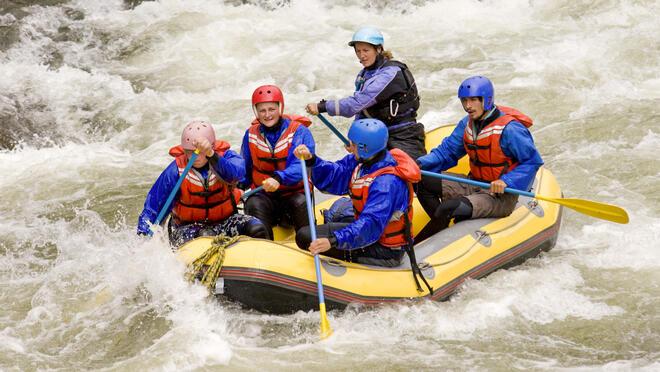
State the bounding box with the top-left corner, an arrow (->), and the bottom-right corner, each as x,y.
353,42 -> 380,67
255,101 -> 281,127
460,96 -> 487,121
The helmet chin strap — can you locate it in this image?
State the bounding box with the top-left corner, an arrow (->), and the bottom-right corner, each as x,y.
481,106 -> 496,120
357,149 -> 386,166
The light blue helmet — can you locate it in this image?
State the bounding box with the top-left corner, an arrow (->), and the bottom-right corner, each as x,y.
347,118 -> 388,159
348,26 -> 384,48
458,76 -> 494,111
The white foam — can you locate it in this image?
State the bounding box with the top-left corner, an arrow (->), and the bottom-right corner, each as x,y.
1,0 -> 659,369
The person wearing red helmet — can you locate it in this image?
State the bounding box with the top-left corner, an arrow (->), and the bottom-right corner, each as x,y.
240,85 -> 316,239
138,121 -> 269,245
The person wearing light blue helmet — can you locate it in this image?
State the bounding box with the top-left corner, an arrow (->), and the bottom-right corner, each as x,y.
292,118 -> 421,267
347,26 -> 384,47
414,76 -> 544,242
305,26 -> 427,161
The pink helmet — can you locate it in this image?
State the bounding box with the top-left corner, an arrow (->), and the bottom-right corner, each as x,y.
181,121 -> 215,150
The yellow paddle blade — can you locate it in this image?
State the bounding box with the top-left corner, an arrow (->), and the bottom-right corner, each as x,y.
535,195 -> 629,224
319,303 -> 332,340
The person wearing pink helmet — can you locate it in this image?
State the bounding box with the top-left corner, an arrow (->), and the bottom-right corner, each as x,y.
240,85 -> 316,239
138,121 -> 268,245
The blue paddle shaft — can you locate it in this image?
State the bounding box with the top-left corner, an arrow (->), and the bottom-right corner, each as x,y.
317,114 -> 350,147
241,185 -> 264,200
420,170 -> 535,198
148,151 -> 199,236
316,112 -> 532,199
300,157 -> 326,305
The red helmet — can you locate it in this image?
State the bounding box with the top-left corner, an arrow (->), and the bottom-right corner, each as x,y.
181,121 -> 215,150
251,85 -> 284,117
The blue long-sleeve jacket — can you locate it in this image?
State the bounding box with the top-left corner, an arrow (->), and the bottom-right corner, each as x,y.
310,151 -> 410,250
137,150 -> 245,234
240,117 -> 316,188
417,108 -> 544,191
323,56 -> 414,126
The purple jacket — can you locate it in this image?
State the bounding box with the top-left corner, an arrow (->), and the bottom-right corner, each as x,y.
321,55 -> 419,128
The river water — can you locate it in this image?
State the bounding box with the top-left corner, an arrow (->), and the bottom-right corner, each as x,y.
1,0 -> 658,370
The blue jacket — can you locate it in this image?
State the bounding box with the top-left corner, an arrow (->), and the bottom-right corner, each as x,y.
417,108 -> 543,191
137,150 -> 245,234
240,117 -> 316,189
323,56 -> 416,127
310,151 -> 410,250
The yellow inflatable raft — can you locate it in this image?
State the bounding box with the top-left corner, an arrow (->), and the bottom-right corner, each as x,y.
176,124 -> 562,313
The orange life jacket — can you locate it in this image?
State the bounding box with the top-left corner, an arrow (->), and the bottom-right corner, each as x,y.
168,141 -> 241,225
349,149 -> 421,247
247,115 -> 312,196
463,106 -> 533,182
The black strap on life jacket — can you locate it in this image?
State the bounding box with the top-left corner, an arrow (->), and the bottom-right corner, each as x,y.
257,155 -> 286,164
466,142 -> 511,180
362,60 -> 420,126
178,194 -> 229,209
228,183 -> 238,215
176,166 -> 239,224
255,167 -> 279,178
402,211 -> 433,295
349,190 -> 362,201
469,156 -> 510,169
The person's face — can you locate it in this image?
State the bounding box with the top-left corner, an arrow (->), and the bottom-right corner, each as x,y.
184,149 -> 208,168
348,141 -> 359,159
353,42 -> 380,67
460,96 -> 487,121
256,102 -> 281,127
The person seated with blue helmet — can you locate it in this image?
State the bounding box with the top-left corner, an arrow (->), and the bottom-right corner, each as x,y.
415,76 -> 544,241
293,118 -> 421,267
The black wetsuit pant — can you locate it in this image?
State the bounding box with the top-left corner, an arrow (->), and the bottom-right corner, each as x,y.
387,122 -> 427,160
244,192 -> 309,240
296,223 -> 404,268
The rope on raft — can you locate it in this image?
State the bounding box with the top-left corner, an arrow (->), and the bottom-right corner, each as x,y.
187,234 -> 244,294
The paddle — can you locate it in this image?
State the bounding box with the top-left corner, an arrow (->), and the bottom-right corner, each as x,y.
314,115 -> 629,224
420,170 -> 629,224
299,157 -> 332,339
148,149 -> 199,236
317,113 -> 350,147
241,185 -> 264,201
87,150 -> 201,308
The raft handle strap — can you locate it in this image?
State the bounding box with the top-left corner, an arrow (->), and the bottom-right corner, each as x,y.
187,234 -> 244,294
403,212 -> 433,295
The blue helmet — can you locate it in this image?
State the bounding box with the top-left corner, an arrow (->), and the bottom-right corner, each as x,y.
347,118 -> 388,159
458,76 -> 494,111
348,26 -> 384,48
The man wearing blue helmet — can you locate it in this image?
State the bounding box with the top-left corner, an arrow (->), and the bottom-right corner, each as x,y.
293,118 -> 421,267
415,76 -> 544,241
305,26 -> 426,160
